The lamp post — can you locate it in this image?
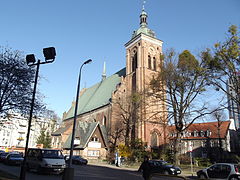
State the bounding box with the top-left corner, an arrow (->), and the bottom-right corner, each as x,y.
63,59 -> 92,180
19,47 -> 56,180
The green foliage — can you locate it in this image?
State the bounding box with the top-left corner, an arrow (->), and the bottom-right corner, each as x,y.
178,50 -> 199,72
36,129 -> 52,148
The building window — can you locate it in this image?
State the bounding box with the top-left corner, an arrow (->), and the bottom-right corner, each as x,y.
148,55 -> 151,69
102,116 -> 107,126
91,137 -> 99,142
87,150 -> 100,157
132,51 -> 138,72
153,57 -> 156,71
151,131 -> 158,147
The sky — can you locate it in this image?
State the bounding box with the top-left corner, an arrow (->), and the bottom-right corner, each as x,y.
0,0 -> 239,118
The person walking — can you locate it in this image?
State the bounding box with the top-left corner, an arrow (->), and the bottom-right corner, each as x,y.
138,156 -> 151,180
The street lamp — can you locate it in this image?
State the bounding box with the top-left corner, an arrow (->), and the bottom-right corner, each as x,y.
19,47 -> 56,180
63,59 -> 92,180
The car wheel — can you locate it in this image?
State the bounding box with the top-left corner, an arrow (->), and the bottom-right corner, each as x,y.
36,166 -> 42,174
229,176 -> 239,180
199,173 -> 207,179
163,171 -> 169,175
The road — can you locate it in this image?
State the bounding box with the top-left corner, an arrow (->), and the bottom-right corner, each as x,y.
0,163 -> 189,180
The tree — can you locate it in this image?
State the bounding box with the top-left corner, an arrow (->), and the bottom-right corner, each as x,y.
112,92 -> 143,148
201,25 -> 240,118
36,129 -> 52,148
150,49 -> 217,164
212,110 -> 226,152
0,46 -> 44,116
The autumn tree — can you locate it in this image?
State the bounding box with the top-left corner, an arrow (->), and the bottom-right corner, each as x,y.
201,25 -> 240,118
0,46 -> 44,116
150,49 -> 216,164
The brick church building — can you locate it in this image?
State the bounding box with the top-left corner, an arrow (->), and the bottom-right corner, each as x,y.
52,7 -> 167,159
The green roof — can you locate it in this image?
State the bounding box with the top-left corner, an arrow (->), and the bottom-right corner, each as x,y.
64,68 -> 126,120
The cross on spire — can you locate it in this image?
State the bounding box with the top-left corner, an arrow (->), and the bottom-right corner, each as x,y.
142,0 -> 146,10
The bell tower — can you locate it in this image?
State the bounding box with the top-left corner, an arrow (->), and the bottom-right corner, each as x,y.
124,7 -> 166,144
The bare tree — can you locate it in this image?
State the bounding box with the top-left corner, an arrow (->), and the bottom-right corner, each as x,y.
111,92 -> 143,148
0,46 -> 44,117
150,49 -> 219,164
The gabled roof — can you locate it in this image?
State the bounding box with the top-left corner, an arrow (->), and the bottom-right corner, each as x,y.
63,121 -> 107,149
51,124 -> 71,136
168,121 -> 231,139
64,68 -> 126,120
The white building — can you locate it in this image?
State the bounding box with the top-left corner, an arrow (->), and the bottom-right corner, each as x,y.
0,112 -> 59,150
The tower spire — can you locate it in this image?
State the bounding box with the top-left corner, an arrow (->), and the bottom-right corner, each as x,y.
102,61 -> 106,80
140,1 -> 148,27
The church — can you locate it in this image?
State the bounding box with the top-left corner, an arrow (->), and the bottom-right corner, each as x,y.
52,7 -> 167,160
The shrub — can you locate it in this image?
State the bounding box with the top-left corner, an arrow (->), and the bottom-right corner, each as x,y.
179,154 -> 191,165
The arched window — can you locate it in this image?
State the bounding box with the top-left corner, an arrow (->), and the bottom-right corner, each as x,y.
131,50 -> 138,72
151,131 -> 158,147
102,116 -> 107,126
153,57 -> 156,71
148,55 -> 151,69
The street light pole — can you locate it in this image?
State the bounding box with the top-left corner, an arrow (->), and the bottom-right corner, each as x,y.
19,47 -> 56,180
63,59 -> 92,180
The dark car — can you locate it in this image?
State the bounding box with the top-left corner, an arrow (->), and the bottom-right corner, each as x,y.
197,163 -> 240,180
5,153 -> 24,165
65,155 -> 88,165
148,160 -> 181,175
0,152 -> 9,162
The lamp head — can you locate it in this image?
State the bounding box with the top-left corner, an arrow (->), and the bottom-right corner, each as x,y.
43,47 -> 56,61
26,54 -> 36,65
84,59 -> 92,65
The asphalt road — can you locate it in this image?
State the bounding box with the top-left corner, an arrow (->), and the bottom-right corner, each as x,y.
0,163 -> 190,180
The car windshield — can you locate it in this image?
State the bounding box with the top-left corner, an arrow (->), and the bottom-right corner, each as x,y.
42,150 -> 64,159
11,154 -> 22,158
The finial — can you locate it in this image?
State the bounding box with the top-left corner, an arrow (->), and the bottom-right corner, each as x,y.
142,0 -> 146,10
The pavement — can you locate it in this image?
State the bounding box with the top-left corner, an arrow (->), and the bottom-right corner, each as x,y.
0,161 -> 199,180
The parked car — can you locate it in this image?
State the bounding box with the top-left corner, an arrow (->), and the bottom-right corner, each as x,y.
4,153 -> 23,165
65,155 -> 88,165
138,159 -> 181,176
26,148 -> 66,174
197,163 -> 240,180
0,152 -> 9,162
148,160 -> 181,175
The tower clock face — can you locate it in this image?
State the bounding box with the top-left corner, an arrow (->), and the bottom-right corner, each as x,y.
149,47 -> 156,56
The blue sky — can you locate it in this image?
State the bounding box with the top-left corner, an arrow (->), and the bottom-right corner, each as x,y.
0,0 -> 239,118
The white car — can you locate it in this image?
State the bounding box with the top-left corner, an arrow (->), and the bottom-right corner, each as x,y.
26,148 -> 66,174
197,163 -> 240,180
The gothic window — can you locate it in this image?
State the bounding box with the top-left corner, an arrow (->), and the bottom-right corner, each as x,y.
102,116 -> 107,126
153,57 -> 156,71
148,55 -> 151,69
131,51 -> 138,72
151,131 -> 158,147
